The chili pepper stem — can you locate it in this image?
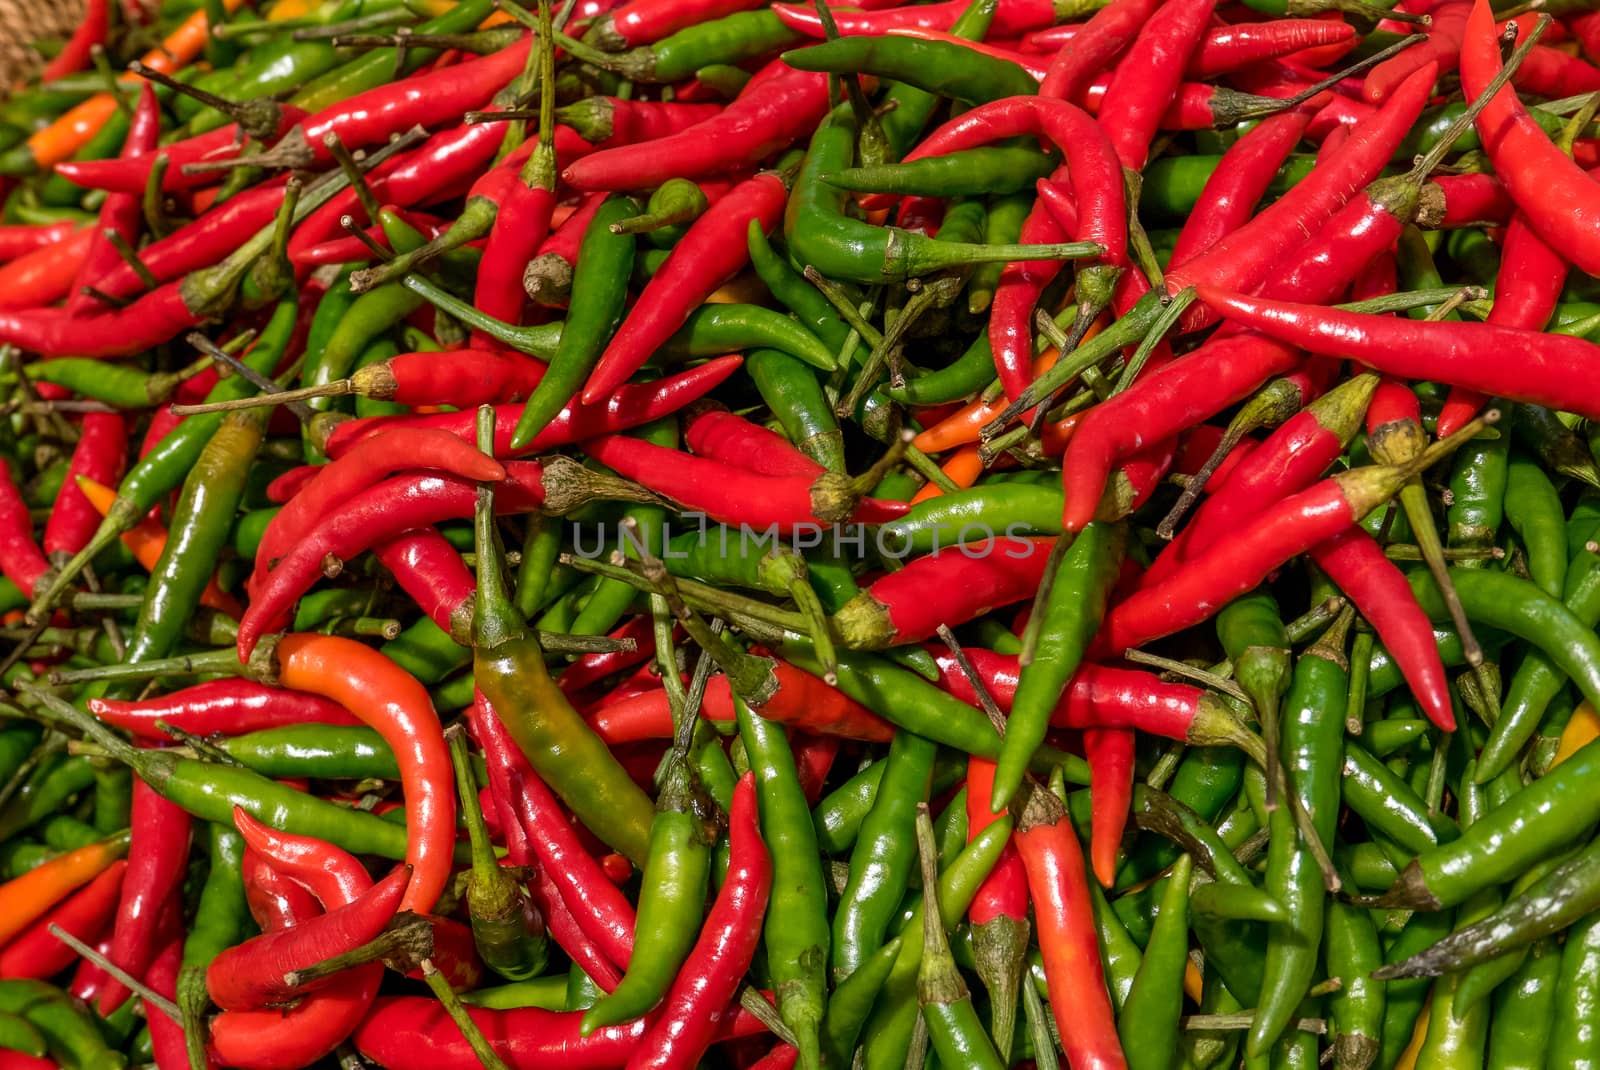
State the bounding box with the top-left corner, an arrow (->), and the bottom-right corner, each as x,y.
420,958 -> 513,1070
47,924 -> 181,1023
283,914 -> 435,987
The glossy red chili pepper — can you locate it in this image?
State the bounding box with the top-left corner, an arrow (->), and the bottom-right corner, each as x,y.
560,98 -> 726,148
559,617 -> 656,696
582,171 -> 787,403
629,772 -> 770,1070
252,428 -> 506,577
240,463 -> 565,655
965,759 -> 1029,926
0,222 -> 79,265
56,110 -> 306,195
88,679 -> 359,741
323,355 -> 742,458
373,529 -> 477,638
92,179 -> 291,303
43,412 -> 127,561
581,434 -> 910,530
87,778 -> 192,1013
589,669 -> 893,744
1169,107 -> 1314,269
216,814 -> 382,1070
836,538 -> 1058,648
39,0 -> 109,81
1461,0 -> 1600,273
0,279 -> 205,359
684,405 -> 823,477
991,174 -> 1071,403
241,848 -> 322,931
0,465 -> 48,600
1165,61 -> 1435,325
596,0 -> 764,46
1364,0 -> 1469,101
1308,528 -> 1455,730
206,863 -> 409,1010
1437,208 -> 1567,436
0,226 -> 96,312
1060,334 -> 1301,533
1039,0 -> 1160,100
1431,170 -> 1514,228
774,0 -> 1057,38
1196,286 -> 1600,421
469,693 -> 637,972
1095,0 -> 1217,170
65,84 -> 160,317
1083,727 -> 1134,888
563,66 -> 830,190
0,860 -> 126,980
272,635 -> 453,914
528,861 -> 624,992
1016,788 -> 1125,1070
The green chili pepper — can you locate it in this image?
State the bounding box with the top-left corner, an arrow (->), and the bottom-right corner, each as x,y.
1341,743 -> 1446,855
289,0 -> 494,110
878,0 -> 996,155
471,415 -> 655,866
747,223 -> 850,351
997,522 -> 1126,810
1446,419 -> 1512,568
214,725 -> 399,780
737,697 -> 828,1068
787,36 -> 1035,106
1486,937 -> 1560,1070
879,483 -> 1064,556
746,349 -> 847,473
1249,613 -> 1350,1059
1217,589 -> 1291,806
509,195 -> 638,450
1324,897 -> 1384,1070
1118,854 -> 1193,1070
0,755 -> 96,843
823,147 -> 1057,200
181,824 -> 250,972
0,980 -> 122,1070
832,729 -> 936,980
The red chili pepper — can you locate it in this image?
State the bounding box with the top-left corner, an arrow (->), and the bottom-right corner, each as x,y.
88,778 -> 193,1014
1364,0 -> 1469,100
581,171 -> 787,403
1060,334 -> 1301,533
274,634 -> 453,915
1196,285 -> 1600,421
560,617 -> 656,695
629,772 -> 770,1070
596,0 -> 764,46
92,179 -> 291,303
469,692 -> 638,972
991,174 -> 1071,403
1169,107 -> 1313,269
1015,788 -> 1125,1070
774,0 -> 1057,38
0,860 -> 126,980
1164,61 -> 1435,325
252,428 -> 506,578
527,191 -> 609,305
354,995 -> 773,1070
88,679 -> 360,741
58,106 -> 307,195
239,462 -> 573,654
581,434 -> 910,530
1083,727 -> 1134,888
0,279 -> 205,359
1101,457 -> 1434,655
684,404 -> 823,477
1308,528 -> 1455,730
1432,171 -> 1514,228
206,863 -> 409,1010
0,227 -> 96,312
964,758 -> 1029,972
1460,0 -> 1600,274
39,0 -> 110,82
0,465 -> 49,601
43,412 -> 127,561
145,937 -> 198,1070
215,815 -> 383,1070
241,848 -> 322,931
563,66 -> 831,190
527,861 -> 624,993
836,538 -> 1058,648
1436,208 -> 1567,436
1511,43 -> 1600,95
1095,0 -> 1218,170
589,668 -> 894,744
1039,0 -> 1161,100
373,529 -> 477,638
0,222 -> 79,265
559,97 -> 726,148
66,84 -> 161,317
322,355 -> 743,458
1146,374 -> 1374,589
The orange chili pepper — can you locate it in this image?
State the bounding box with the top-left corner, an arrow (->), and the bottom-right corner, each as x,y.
24,0 -> 250,172
75,476 -> 242,617
910,443 -> 984,503
0,831 -> 131,948
0,226 -> 94,311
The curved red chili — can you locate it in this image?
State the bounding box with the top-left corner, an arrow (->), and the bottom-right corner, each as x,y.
43,412 -> 127,561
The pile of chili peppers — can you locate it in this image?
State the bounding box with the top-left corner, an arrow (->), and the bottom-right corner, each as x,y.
3,0 -> 1600,1065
